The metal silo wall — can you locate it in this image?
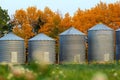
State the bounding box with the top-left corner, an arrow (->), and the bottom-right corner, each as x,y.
59,35 -> 86,64
0,40 -> 25,64
88,30 -> 114,63
28,40 -> 55,64
116,31 -> 120,60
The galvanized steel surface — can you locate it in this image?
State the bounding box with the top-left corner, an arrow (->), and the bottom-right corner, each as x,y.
0,32 -> 24,40
89,24 -> 113,31
29,41 -> 55,64
59,35 -> 86,64
116,29 -> 120,60
0,40 -> 25,64
29,33 -> 54,41
60,27 -> 85,35
88,24 -> 114,63
59,27 -> 86,64
28,33 -> 55,64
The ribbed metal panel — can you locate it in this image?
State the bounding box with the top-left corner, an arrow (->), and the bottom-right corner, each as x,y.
59,27 -> 86,64
28,33 -> 55,64
116,29 -> 120,60
88,24 -> 114,63
0,33 -> 25,64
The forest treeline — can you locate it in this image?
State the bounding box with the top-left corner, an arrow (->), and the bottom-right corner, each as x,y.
1,1 -> 120,47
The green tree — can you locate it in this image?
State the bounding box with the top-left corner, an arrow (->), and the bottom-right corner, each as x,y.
0,6 -> 10,36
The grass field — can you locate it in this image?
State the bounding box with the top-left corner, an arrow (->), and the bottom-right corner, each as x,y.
0,62 -> 120,80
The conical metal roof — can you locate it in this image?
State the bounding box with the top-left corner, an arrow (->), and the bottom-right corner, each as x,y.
29,33 -> 54,41
0,32 -> 24,40
116,28 -> 120,31
89,23 -> 113,31
60,27 -> 85,35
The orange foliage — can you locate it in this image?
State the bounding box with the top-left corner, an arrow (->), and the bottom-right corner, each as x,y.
60,13 -> 72,31
14,9 -> 28,24
72,1 -> 120,33
12,1 -> 120,48
13,23 -> 34,47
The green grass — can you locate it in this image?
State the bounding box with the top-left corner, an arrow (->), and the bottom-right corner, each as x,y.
0,63 -> 120,80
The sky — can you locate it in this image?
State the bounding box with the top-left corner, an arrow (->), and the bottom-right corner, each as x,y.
0,0 -> 118,17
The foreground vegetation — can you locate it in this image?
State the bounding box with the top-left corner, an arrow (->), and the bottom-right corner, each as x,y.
0,62 -> 120,80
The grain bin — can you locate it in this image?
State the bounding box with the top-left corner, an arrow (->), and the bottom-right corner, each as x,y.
88,23 -> 114,63
28,33 -> 55,64
0,32 -> 25,64
116,28 -> 120,60
59,27 -> 86,64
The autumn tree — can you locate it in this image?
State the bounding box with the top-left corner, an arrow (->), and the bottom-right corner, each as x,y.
72,8 -> 87,33
13,7 -> 36,47
38,7 -> 55,35
72,1 -> 120,33
60,13 -> 72,31
12,1 -> 120,48
13,6 -> 53,47
107,2 -> 120,29
38,8 -> 62,39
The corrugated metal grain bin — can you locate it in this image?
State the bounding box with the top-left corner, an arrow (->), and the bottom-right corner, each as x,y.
59,27 -> 86,64
28,33 -> 55,64
116,29 -> 120,60
0,32 -> 25,64
88,23 -> 114,63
